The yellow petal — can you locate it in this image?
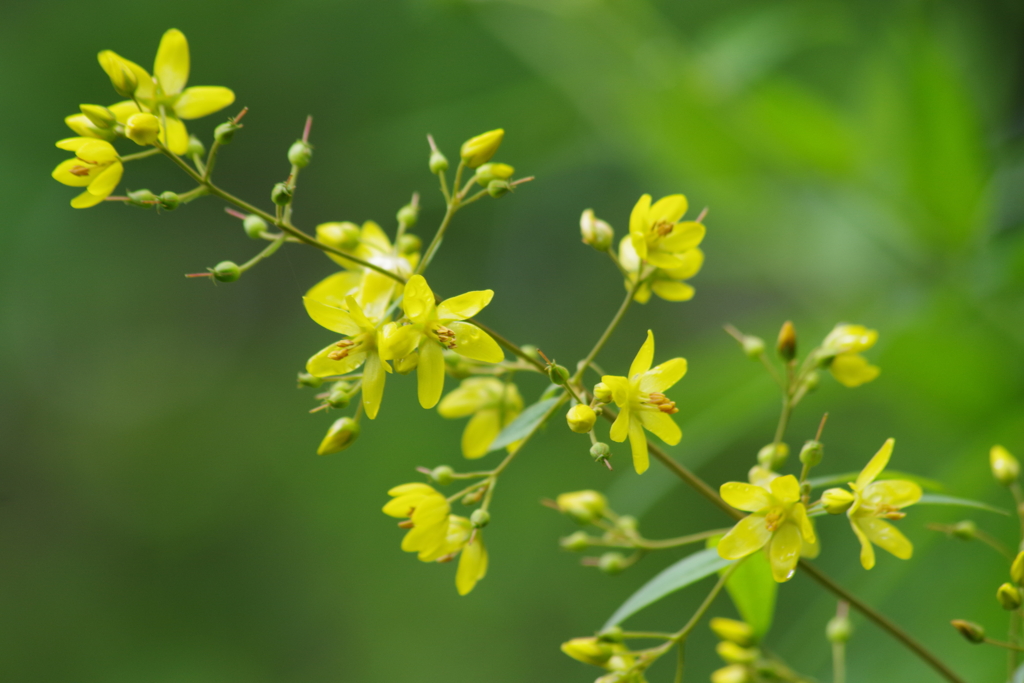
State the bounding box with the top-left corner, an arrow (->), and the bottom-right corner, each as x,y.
629,330 -> 655,378
449,321 -> 504,363
383,487 -> 433,517
162,115 -> 189,155
660,221 -> 705,252
359,220 -> 392,252
790,503 -> 815,544
55,137 -> 95,152
303,297 -> 362,335
717,515 -> 772,559
438,378 -> 501,418
355,269 -> 398,321
97,51 -> 154,100
663,247 -> 704,280
850,518 -> 876,570
768,523 -> 801,582
860,517 -> 913,560
651,280 -> 695,302
637,410 -> 681,446
52,158 -> 95,187
306,271 -> 363,309
769,475 -> 800,504
109,101 -> 141,123
862,480 -> 922,509
362,353 -> 386,419
856,438 -> 894,489
639,358 -> 688,394
64,113 -> 101,138
379,323 -> 421,361
387,482 -> 435,497
629,418 -> 649,474
649,194 -> 688,225
609,405 -> 630,442
403,274 -> 437,325
629,232 -> 648,261
86,161 -> 122,198
456,535 -> 488,595
601,375 -> 631,408
628,194 -> 652,236
618,234 -> 641,271
462,409 -> 501,459
306,343 -> 366,378
632,281 -> 653,304
720,482 -> 772,512
437,289 -> 494,321
70,189 -> 107,208
829,353 -> 880,388
175,86 -> 235,119
154,28 -> 189,95
645,251 -> 689,270
417,340 -> 445,409
822,324 -> 878,355
76,139 -> 118,163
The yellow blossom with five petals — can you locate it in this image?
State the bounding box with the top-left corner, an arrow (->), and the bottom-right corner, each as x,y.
602,330 -> 687,474
51,138 -> 123,208
628,194 -> 705,270
438,377 -> 523,458
618,235 -> 704,303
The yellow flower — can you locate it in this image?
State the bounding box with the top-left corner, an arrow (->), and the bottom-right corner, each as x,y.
51,137 -> 123,208
379,274 -> 504,410
717,474 -> 816,582
64,102 -> 141,140
455,526 -> 488,595
820,324 -> 880,388
303,294 -> 391,419
125,113 -> 161,146
602,330 -> 687,474
628,194 -> 705,270
97,29 -> 235,154
438,377 -> 523,458
618,235 -> 704,303
826,438 -> 921,570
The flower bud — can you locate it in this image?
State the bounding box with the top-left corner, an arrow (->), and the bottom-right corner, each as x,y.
97,51 -> 139,97
429,149 -> 449,174
826,614 -> 852,643
430,465 -> 454,486
821,488 -> 855,514
951,520 -> 976,540
271,182 -> 293,206
711,665 -> 751,683
327,388 -> 350,409
474,162 -> 515,186
125,113 -> 161,146
593,382 -> 613,403
591,442 -> 611,461
716,641 -> 758,664
471,509 -> 490,528
598,552 -> 626,575
187,136 -> 206,157
548,364 -> 570,385
757,442 -> 789,470
243,214 -> 268,239
556,490 -> 608,524
1012,551 -> 1024,585
741,335 -> 765,359
214,120 -> 240,145
560,531 -> 590,551
616,515 -> 638,533
998,583 -> 1022,610
396,204 -> 419,229
80,104 -> 117,129
288,140 -> 312,167
462,488 -> 484,505
127,188 -> 158,207
990,445 -> 1019,486
710,618 -> 755,647
158,191 -> 181,211
296,372 -> 322,388
397,234 -> 421,255
597,626 -> 624,643
950,619 -> 985,644
799,440 -> 823,468
460,129 -> 504,168
487,180 -> 511,198
317,417 -> 360,455
776,321 -> 797,361
394,353 -> 419,375
317,222 -> 361,251
579,209 -> 614,252
567,405 -> 597,433
560,637 -> 612,666
520,344 -> 541,362
801,370 -> 820,393
212,261 -> 240,282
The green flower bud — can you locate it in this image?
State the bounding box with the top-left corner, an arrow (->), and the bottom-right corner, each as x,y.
990,445 -> 1019,486
711,665 -> 751,683
560,637 -> 612,666
296,372 -> 322,388
125,113 -> 161,146
460,128 -> 504,168
317,417 -> 360,455
556,490 -> 608,524
548,363 -> 570,385
950,619 -> 985,644
716,641 -> 758,664
757,442 -> 789,470
470,509 -> 490,528
429,149 -> 449,174
826,614 -> 852,643
519,344 -> 541,362
590,442 -> 611,461
243,214 -> 268,239
327,388 -> 350,409
473,162 -> 515,186
127,188 -> 158,207
801,370 -> 820,393
710,618 -> 755,647
560,531 -> 590,551
776,321 -> 797,361
821,488 -> 855,514
487,179 -> 510,198
212,261 -> 241,282
566,404 -> 597,433
397,233 -> 421,255
951,520 -> 976,540
598,552 -> 626,575
317,222 -> 361,251
288,140 -> 312,167
1012,551 -> 1024,585
741,335 -> 765,359
187,136 -> 206,157
431,465 -> 454,486
461,488 -> 484,505
593,382 -> 613,403
158,191 -> 181,211
80,104 -> 117,129
616,515 -> 638,533
271,182 -> 293,206
214,120 -> 240,144
580,209 -> 614,252
396,203 -> 419,228
998,582 -> 1022,610
597,626 -> 624,643
799,440 -> 824,468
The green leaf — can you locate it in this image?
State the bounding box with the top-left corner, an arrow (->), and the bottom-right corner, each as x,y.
705,536 -> 776,638
916,494 -> 1009,516
805,469 -> 943,492
603,548 -> 731,630
487,397 -> 560,453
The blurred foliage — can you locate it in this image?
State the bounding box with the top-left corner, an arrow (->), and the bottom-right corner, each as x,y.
1,0 -> 1023,681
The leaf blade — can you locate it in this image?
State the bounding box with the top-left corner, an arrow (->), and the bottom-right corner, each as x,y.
487,396 -> 560,453
916,493 -> 1009,516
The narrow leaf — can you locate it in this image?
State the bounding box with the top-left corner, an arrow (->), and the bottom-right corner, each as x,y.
916,493 -> 1009,516
603,548 -> 731,630
487,397 -> 560,452
723,549 -> 777,638
806,469 -> 943,492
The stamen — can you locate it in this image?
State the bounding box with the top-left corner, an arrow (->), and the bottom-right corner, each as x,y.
764,508 -> 784,532
69,165 -> 92,177
435,325 -> 457,349
397,520 -> 414,529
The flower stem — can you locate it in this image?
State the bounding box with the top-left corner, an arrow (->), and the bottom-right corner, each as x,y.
571,277 -> 641,385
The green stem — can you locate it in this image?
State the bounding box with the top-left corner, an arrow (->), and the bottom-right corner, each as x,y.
833,641 -> 845,683
571,277 -> 640,385
635,528 -> 730,550
239,233 -> 287,273
415,200 -> 458,276
985,637 -> 1024,652
120,148 -> 161,163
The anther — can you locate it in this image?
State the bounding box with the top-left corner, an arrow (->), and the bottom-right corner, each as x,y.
435,325 -> 457,349
764,509 -> 784,532
397,520 -> 414,529
69,165 -> 92,177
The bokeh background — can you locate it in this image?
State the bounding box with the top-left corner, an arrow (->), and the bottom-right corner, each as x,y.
2,0 -> 1024,680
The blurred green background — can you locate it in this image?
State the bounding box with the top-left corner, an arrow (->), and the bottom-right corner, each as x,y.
2,0 -> 1024,680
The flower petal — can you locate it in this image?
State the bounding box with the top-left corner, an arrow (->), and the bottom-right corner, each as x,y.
52,158 -> 95,187
379,323 -> 421,361
639,358 -> 688,394
306,343 -> 366,378
303,297 -> 362,335
829,353 -> 880,388
162,115 -> 189,155
154,28 -> 189,95
609,405 -> 630,443
860,517 -> 913,560
768,523 -> 801,582
663,248 -> 704,280
98,51 -> 154,100
462,409 -> 501,459
790,503 -> 815,544
403,274 -> 437,325
720,483 -> 772,512
649,194 -> 688,225
306,271 -> 363,309
55,137 -> 94,152
417,340 -> 445,409
449,321 -> 504,363
601,375 -> 631,408
362,352 -> 386,419
70,190 -> 107,208
769,475 -> 801,504
628,194 -> 652,237
856,438 -> 894,489
437,289 -> 494,321
862,480 -> 922,509
175,86 -> 235,119
717,515 -> 771,559
109,101 -> 141,123
660,221 -> 705,252
651,280 -> 695,302
456,535 -> 488,595
637,410 -> 681,446
850,518 -> 875,570
86,161 -> 122,198
64,114 -> 101,138
438,378 -> 501,418
629,330 -> 655,378
629,418 -> 649,474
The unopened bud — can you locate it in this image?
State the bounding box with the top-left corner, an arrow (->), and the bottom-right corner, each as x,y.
462,488 -> 484,505
593,382 -> 613,403
460,128 -> 504,168
710,618 -> 755,647
212,261 -> 240,282
567,404 -> 597,433
757,442 -> 789,470
317,417 -> 360,455
126,113 -> 161,146
711,665 -> 751,683
288,140 -> 312,167
590,442 -> 611,461
777,321 -> 797,361
97,51 -> 138,98
560,637 -> 612,666
396,203 -> 419,228
158,191 -> 181,211
990,445 -> 1019,486
1011,551 -> 1024,585
487,179 -> 510,198
187,136 -> 206,157
998,583 -> 1022,610
243,214 -> 268,239
520,344 -> 541,362
826,615 -> 852,643
429,150 -> 449,174
598,552 -> 626,575
127,188 -> 157,207
470,509 -> 490,528
296,372 -> 322,388
579,209 -> 614,252
616,515 -> 638,532
430,465 -> 454,486
397,233 -> 421,255
560,531 -> 590,551
556,490 -> 608,524
271,182 -> 293,206
214,120 -> 240,145
741,335 -> 766,359
801,370 -> 820,393
317,222 -> 361,251
716,641 -> 758,664
799,440 -> 824,468
951,520 -> 976,540
821,488 -> 855,514
327,388 -> 350,409
950,619 -> 985,644
548,364 -> 570,385
597,626 -> 624,643
474,162 -> 515,186
80,104 -> 116,129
